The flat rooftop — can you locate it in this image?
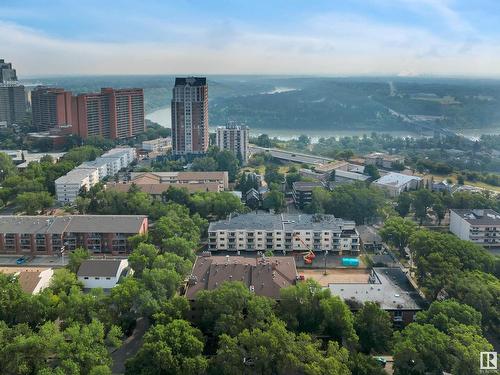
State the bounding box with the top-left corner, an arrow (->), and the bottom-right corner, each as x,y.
335,170 -> 370,181
328,267 -> 425,310
208,213 -> 356,232
373,172 -> 421,188
451,208 -> 500,225
292,181 -> 324,191
0,215 -> 147,235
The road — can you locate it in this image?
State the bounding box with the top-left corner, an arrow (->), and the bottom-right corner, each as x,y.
249,145 -> 334,165
111,317 -> 150,374
0,254 -> 68,267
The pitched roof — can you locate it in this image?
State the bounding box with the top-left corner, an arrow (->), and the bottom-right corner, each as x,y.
77,259 -> 126,277
185,256 -> 297,299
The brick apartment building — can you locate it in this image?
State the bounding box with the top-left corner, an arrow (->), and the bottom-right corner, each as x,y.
72,88 -> 145,139
31,87 -> 73,132
0,215 -> 148,255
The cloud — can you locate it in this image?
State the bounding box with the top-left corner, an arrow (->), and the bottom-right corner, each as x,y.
2,10 -> 500,78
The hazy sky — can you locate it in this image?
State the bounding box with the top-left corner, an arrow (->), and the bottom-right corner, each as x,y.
3,0 -> 500,77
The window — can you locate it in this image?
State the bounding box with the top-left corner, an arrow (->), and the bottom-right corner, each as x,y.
106,277 -> 111,280
84,277 -> 89,280
95,277 -> 100,280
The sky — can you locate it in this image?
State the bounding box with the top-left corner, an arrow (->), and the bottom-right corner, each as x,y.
2,0 -> 500,77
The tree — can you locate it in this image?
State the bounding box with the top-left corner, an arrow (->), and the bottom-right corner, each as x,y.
354,302 -> 393,353
432,200 -> 446,225
67,248 -> 90,274
211,318 -> 351,375
349,352 -> 387,375
191,157 -> 217,172
278,279 -> 330,333
264,164 -> 284,186
412,189 -> 435,224
160,237 -> 195,261
125,320 -> 208,375
364,164 -> 380,180
128,243 -> 159,277
319,296 -> 358,348
395,192 -> 412,217
393,323 -> 454,375
447,271 -> 500,336
379,217 -> 418,257
50,268 -> 83,295
215,150 -> 239,182
263,189 -> 285,213
416,300 -> 482,334
15,191 -> 54,214
0,151 -> 16,182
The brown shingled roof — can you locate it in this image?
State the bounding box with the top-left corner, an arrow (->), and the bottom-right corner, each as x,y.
185,256 -> 297,299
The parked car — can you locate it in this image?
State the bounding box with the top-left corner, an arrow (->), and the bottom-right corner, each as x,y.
16,256 -> 27,265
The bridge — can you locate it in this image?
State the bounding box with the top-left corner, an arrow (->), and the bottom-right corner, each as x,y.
249,145 -> 334,165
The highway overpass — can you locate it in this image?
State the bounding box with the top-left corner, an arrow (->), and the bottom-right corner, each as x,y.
249,145 -> 334,165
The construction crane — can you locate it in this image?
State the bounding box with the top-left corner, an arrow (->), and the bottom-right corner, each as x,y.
293,234 -> 316,264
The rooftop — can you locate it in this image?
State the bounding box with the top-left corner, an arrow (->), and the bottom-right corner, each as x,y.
328,267 -> 425,310
77,259 -> 126,277
55,168 -> 95,184
106,182 -> 221,194
0,215 -> 147,235
185,255 -> 297,299
450,208 -> 500,225
334,169 -> 370,181
373,172 -> 422,188
208,212 -> 356,232
0,267 -> 53,294
292,181 -> 324,191
175,77 -> 207,86
357,225 -> 382,244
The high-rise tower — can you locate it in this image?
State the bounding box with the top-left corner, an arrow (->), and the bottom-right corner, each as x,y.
171,77 -> 208,155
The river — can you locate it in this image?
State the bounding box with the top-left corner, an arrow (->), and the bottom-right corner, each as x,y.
145,106 -> 500,142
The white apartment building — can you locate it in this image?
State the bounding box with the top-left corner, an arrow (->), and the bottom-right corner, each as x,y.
142,137 -> 172,152
216,123 -> 249,164
208,213 -> 359,254
55,147 -> 136,203
55,168 -> 100,203
450,208 -> 500,248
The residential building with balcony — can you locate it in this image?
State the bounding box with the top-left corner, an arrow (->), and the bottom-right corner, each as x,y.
208,213 -> 359,254
292,181 -> 325,209
216,123 -> 249,164
0,215 -> 148,256
450,208 -> 500,248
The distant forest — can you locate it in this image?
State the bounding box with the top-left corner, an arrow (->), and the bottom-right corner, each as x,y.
21,75 -> 500,131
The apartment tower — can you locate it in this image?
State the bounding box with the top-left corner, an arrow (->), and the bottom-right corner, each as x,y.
72,88 -> 145,139
0,59 -> 18,83
0,59 -> 25,127
31,87 -> 73,131
171,77 -> 208,155
216,122 -> 249,164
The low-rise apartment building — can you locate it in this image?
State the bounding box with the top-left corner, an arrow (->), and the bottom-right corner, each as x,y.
208,213 -> 359,254
55,147 -> 136,203
450,208 -> 500,248
106,171 -> 229,199
365,152 -> 405,169
0,215 -> 148,255
292,181 -> 325,208
185,255 -> 297,300
329,267 -> 425,327
141,137 -> 172,153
